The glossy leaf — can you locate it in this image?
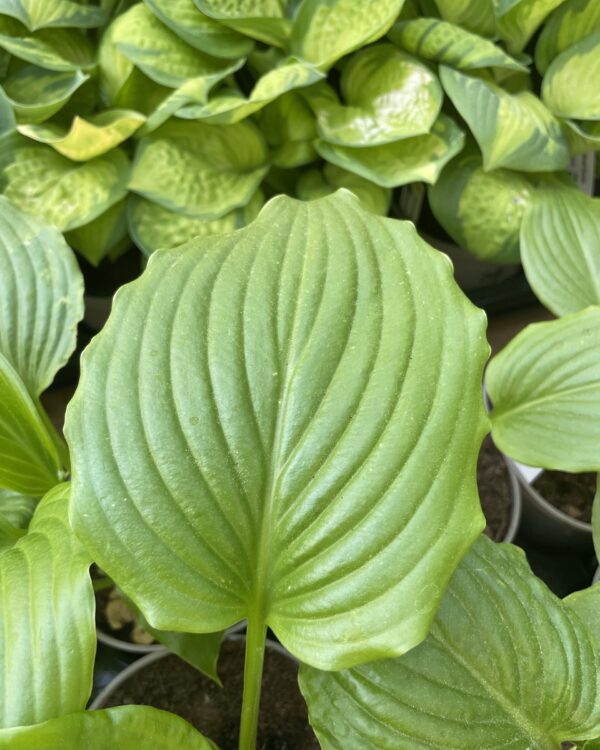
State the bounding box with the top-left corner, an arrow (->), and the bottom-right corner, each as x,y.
0,0 -> 107,30
194,0 -> 290,47
0,137 -> 130,232
429,150 -> 531,263
0,488 -> 37,529
389,17 -> 527,71
2,66 -> 88,124
300,535 -> 600,749
290,0 -> 405,68
494,0 -> 567,53
311,44 -> 441,147
316,113 -> 465,187
67,198 -> 129,265
67,191 -> 489,671
488,308 -> 600,471
521,186 -> 600,316
0,484 -> 95,728
296,164 -> 392,215
441,65 -> 570,172
536,0 -> 600,73
542,30 -> 600,120
0,17 -> 95,71
434,0 -> 496,36
129,120 -> 268,219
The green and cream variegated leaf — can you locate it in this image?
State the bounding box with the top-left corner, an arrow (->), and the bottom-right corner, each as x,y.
429,150 -> 531,263
296,164 -> 392,215
0,137 -> 130,232
112,68 -> 173,118
542,30 -> 600,120
389,17 -> 527,71
310,44 -> 441,147
128,190 -> 264,255
194,0 -> 290,46
440,65 -> 570,171
67,198 -> 129,265
98,11 -> 135,102
300,535 -> 600,750
67,191 -> 489,671
2,66 -> 88,124
536,0 -> 600,73
0,0 -> 107,30
0,706 -> 215,749
0,17 -> 95,71
488,308 -> 600,471
129,119 -> 268,219
144,0 -> 253,58
0,488 -> 37,530
290,0 -> 405,68
494,0 -> 567,53
0,484 -> 94,728
434,0 -> 496,36
316,113 -> 465,187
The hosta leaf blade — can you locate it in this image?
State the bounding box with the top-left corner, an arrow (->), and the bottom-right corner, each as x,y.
488,308 -> 600,471
296,164 -> 392,215
300,536 -> 600,749
536,0 -> 600,73
494,0 -> 567,53
67,191 -> 489,671
2,66 -> 88,124
434,0 -> 496,36
0,488 -> 37,529
194,0 -> 290,47
67,198 -> 129,265
0,17 -> 95,71
0,0 -> 107,30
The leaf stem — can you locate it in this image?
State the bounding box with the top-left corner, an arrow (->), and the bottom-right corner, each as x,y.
238,617 -> 267,750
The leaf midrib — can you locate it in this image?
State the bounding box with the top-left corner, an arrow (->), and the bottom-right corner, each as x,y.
492,380 -> 600,422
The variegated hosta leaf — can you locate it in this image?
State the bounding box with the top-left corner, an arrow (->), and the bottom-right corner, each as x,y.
0,484 -> 95,727
434,0 -> 496,36
542,30 -> 600,120
2,66 -> 88,124
564,119 -> 600,153
0,195 -> 83,396
0,0 -> 107,31
521,186 -> 600,315
311,44 -> 441,147
494,0 -> 567,53
129,120 -> 269,219
536,0 -> 600,73
290,0 -> 405,69
429,150 -> 531,263
296,164 -> 392,215
316,113 -> 465,188
300,535 -> 600,750
0,17 -> 95,71
67,198 -> 129,265
440,65 -> 570,172
258,91 -> 316,167
0,137 -> 130,232
66,191 -> 489,671
144,0 -> 254,58
194,0 -> 291,47
128,189 -> 264,255
389,17 -> 527,71
111,3 -> 242,89
488,308 -> 600,471
98,11 -> 135,102
112,68 -> 172,117
0,706 -> 215,749
0,488 -> 37,529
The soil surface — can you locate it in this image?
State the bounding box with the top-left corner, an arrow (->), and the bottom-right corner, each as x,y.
478,436 -> 513,541
533,471 -> 597,524
103,639 -> 320,750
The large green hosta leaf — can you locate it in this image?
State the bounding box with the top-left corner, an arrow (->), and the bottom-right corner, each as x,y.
429,150 -> 532,263
0,488 -> 37,529
67,198 -> 129,265
290,0 -> 405,68
441,66 -> 570,171
389,17 -> 526,71
488,308 -> 600,471
542,30 -> 600,120
494,0 -> 567,53
0,484 -> 95,727
129,120 -> 268,219
316,113 -> 465,187
434,0 -> 496,36
536,0 -> 600,73
0,706 -> 215,749
2,66 -> 88,124
194,0 -> 291,47
296,164 -> 392,215
66,191 -> 489,671
0,0 -> 107,30
0,17 -> 95,71
309,44 -> 441,147
0,137 -> 130,231
521,186 -> 600,316
300,535 -> 600,749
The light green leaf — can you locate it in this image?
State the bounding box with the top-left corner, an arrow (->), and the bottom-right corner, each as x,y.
67,191 -> 489,671
316,113 -> 465,187
290,0 -> 405,68
521,186 -> 600,316
565,579 -> 600,654
440,65 -> 570,172
0,514 -> 24,550
128,190 -> 264,256
542,30 -> 600,120
310,44 -> 441,147
296,164 -> 392,215
389,17 -> 527,71
0,488 -> 37,529
536,0 -> 600,73
0,89 -> 14,135
488,307 -> 600,471
2,66 -> 88,124
434,0 -> 496,35
429,149 -> 531,263
0,484 -> 94,727
0,706 -> 215,749
129,120 -> 268,219
258,91 -> 316,167
144,0 -> 254,58
0,0 -> 107,30
0,17 -> 96,71
67,198 -> 129,265
564,119 -> 600,153
112,68 -> 172,117
194,0 -> 290,47
300,535 -> 600,750
0,137 -> 130,232
98,11 -> 135,102
494,0 -> 567,53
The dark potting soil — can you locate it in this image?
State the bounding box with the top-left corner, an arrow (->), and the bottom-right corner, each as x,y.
104,639 -> 320,750
478,436 -> 512,541
532,470 -> 597,524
